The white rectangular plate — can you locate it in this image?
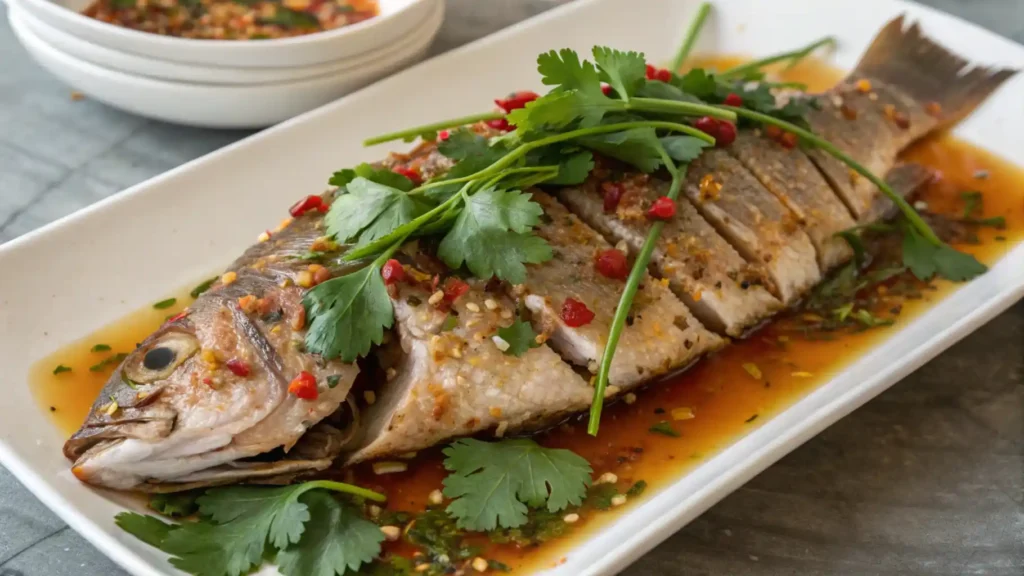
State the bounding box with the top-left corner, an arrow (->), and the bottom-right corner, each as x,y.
1,0 -> 1022,574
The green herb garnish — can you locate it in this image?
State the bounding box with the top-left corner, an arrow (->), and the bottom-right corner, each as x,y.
648,421 -> 680,437
117,481 -> 385,576
441,438 -> 592,531
495,319 -> 542,357
52,364 -> 72,375
150,491 -> 201,518
89,352 -> 129,372
190,277 -> 218,299
153,298 -> 177,310
90,343 -> 112,353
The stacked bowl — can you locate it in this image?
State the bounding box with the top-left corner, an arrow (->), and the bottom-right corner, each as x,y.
5,0 -> 444,127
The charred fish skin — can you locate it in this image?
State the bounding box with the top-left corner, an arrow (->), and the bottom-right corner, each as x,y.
683,150 -> 821,304
345,277 -> 593,464
728,131 -> 857,271
64,211 -> 360,492
521,190 -> 723,389
559,174 -> 782,338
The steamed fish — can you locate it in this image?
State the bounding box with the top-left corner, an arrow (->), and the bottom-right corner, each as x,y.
64,16 -> 1015,492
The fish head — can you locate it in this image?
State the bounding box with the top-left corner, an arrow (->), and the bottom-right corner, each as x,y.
63,278 -> 358,491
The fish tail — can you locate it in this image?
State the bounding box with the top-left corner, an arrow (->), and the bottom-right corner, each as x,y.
852,15 -> 1018,130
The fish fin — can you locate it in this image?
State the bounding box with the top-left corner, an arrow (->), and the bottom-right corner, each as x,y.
852,15 -> 1018,129
865,163 -> 935,222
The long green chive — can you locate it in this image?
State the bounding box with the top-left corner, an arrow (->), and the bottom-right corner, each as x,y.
671,1 -> 711,71
589,158 -> 686,436
718,36 -> 836,79
363,111 -> 506,146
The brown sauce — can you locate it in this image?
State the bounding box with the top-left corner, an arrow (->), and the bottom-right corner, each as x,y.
30,56 -> 1024,573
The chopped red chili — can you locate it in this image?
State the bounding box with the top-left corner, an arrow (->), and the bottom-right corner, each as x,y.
763,124 -> 783,140
289,195 -> 326,218
779,131 -> 799,149
381,259 -> 406,285
392,166 -> 422,186
443,278 -> 470,302
595,249 -> 629,280
486,117 -> 511,132
646,196 -> 677,220
226,359 -> 250,377
288,371 -> 319,400
601,84 -> 613,96
714,121 -> 737,147
694,116 -> 719,137
645,64 -> 657,80
438,130 -> 450,141
561,298 -> 595,327
495,91 -> 540,113
602,181 -> 624,212
654,68 -> 672,83
723,92 -> 743,107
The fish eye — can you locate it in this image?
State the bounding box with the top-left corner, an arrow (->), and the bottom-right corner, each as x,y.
143,347 -> 176,371
125,332 -> 199,384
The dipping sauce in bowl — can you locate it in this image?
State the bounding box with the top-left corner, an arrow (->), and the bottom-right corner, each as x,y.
83,0 -> 378,39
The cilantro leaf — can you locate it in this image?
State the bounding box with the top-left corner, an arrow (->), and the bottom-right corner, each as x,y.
429,131 -> 512,201
635,80 -> 702,103
115,512 -> 175,548
304,265 -> 394,362
437,188 -> 552,283
961,190 -> 982,218
330,163 -> 414,191
326,178 -> 430,245
496,319 -> 541,357
648,421 -> 679,437
536,48 -> 601,92
576,127 -> 665,173
675,68 -> 718,100
150,491 -> 201,518
902,225 -> 987,282
525,147 -> 594,185
276,492 -> 383,576
442,438 -> 592,531
658,135 -> 711,163
593,47 -> 646,100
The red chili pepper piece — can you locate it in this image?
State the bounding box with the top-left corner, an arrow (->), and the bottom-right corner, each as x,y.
561,298 -> 595,327
289,195 -> 325,218
392,166 -> 422,186
486,117 -> 511,132
646,196 -> 677,220
723,92 -> 743,107
495,91 -> 540,113
165,311 -> 188,324
763,124 -> 783,140
714,121 -> 737,147
288,371 -> 319,400
595,249 -> 629,280
779,132 -> 798,149
601,84 -> 613,96
645,64 -> 657,80
443,278 -> 470,302
694,116 -> 720,137
381,259 -> 406,285
438,130 -> 450,141
601,181 -> 623,213
226,359 -> 250,377
654,68 -> 672,83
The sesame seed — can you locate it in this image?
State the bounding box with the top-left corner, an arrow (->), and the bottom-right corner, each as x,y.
386,367 -> 397,381
611,494 -> 627,507
615,240 -> 629,255
563,513 -> 580,524
465,302 -> 481,312
363,390 -> 376,405
428,489 -> 444,505
492,335 -> 510,352
624,393 -> 637,405
603,385 -> 621,398
472,557 -> 489,572
380,526 -> 401,541
257,231 -> 270,242
484,298 -> 499,310
495,421 -> 509,438
671,406 -> 695,421
428,290 -> 444,306
595,472 -> 618,485
368,505 -> 382,518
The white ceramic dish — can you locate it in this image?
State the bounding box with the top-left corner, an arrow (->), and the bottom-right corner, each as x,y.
12,0 -> 440,85
0,1 -> 1022,575
13,0 -> 435,68
8,0 -> 443,127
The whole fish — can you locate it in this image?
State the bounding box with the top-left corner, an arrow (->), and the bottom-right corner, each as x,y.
65,16 -> 1014,491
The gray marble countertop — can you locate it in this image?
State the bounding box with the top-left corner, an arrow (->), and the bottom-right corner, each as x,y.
1,1 -> 1022,575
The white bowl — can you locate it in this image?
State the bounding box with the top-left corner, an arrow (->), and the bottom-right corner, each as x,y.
8,0 -> 443,127
12,0 -> 437,68
14,0 -> 441,85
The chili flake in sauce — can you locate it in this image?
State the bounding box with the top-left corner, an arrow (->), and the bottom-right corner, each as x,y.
83,0 -> 378,40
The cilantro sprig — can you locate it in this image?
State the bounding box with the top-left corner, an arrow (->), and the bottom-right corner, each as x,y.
442,438 -> 592,531
116,480 -> 385,576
